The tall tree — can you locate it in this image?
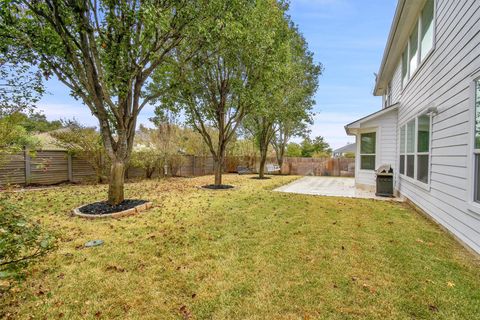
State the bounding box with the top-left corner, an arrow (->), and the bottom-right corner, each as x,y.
245,22 -> 320,178
270,25 -> 320,170
0,113 -> 39,162
271,119 -> 310,168
242,9 -> 289,179
153,0 -> 285,186
2,0 -> 219,204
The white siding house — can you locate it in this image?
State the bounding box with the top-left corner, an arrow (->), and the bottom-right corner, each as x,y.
346,0 -> 480,254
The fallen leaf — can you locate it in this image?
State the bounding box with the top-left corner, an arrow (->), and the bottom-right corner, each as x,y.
447,281 -> 455,288
429,305 -> 439,313
179,305 -> 191,319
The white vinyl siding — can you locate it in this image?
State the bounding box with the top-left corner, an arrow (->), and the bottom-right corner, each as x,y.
355,110 -> 398,189
391,62 -> 402,104
388,0 -> 480,253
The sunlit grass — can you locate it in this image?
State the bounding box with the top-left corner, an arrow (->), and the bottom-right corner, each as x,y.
2,175 -> 480,319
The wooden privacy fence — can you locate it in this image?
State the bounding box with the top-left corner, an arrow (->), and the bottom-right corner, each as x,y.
279,157 -> 355,177
0,150 -> 355,186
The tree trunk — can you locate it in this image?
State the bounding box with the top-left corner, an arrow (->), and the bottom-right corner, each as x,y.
213,157 -> 223,186
146,166 -> 154,179
276,146 -> 285,174
108,160 -> 126,205
259,146 -> 268,179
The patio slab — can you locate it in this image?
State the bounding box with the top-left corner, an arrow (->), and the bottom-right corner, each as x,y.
274,176 -> 403,201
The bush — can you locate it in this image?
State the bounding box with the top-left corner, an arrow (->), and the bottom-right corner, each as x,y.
0,197 -> 54,286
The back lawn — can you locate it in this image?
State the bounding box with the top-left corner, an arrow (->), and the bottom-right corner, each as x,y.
1,175 -> 479,319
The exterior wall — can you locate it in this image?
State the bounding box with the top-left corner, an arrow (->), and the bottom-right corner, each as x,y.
387,0 -> 480,252
354,110 -> 398,189
390,62 -> 402,104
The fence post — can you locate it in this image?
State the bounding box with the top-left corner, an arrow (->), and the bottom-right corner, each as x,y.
67,153 -> 73,182
24,148 -> 31,186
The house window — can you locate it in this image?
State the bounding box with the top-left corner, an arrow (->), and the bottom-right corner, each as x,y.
402,0 -> 435,89
409,24 -> 419,75
474,80 -> 480,202
406,120 -> 416,178
417,115 -> 431,183
399,126 -> 406,174
360,132 -> 376,170
421,0 -> 435,60
402,50 -> 409,87
400,115 -> 431,183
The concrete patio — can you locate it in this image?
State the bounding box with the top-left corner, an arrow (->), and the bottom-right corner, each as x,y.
274,176 -> 402,201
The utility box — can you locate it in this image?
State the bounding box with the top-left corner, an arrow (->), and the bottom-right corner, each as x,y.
376,165 -> 394,197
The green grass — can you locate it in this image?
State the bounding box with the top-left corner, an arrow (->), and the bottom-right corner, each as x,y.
1,175 -> 480,319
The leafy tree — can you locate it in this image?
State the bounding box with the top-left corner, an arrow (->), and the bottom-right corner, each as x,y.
51,120 -> 108,183
2,0 -> 217,204
245,19 -> 321,178
0,113 -> 39,166
344,152 -> 355,159
150,108 -> 213,157
0,23 -> 45,117
270,24 -> 320,170
130,144 -> 162,179
0,197 -> 54,285
18,112 -> 62,133
131,125 -> 166,179
285,142 -> 302,157
301,136 -> 332,158
154,0 -> 289,186
272,119 -> 310,167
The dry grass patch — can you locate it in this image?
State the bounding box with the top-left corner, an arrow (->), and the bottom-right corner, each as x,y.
1,175 -> 479,319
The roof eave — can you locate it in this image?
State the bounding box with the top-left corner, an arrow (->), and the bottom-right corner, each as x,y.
345,103 -> 399,135
373,0 -> 426,96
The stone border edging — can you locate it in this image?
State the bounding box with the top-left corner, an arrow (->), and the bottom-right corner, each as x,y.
72,202 -> 153,219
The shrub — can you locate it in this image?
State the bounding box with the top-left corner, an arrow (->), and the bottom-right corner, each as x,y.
0,197 -> 54,286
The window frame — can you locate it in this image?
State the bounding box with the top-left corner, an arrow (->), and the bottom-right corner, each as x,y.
401,0 -> 436,91
467,73 -> 480,215
398,113 -> 432,190
359,130 -> 377,171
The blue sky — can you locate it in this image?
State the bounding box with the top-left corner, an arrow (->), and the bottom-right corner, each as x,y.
37,0 -> 397,150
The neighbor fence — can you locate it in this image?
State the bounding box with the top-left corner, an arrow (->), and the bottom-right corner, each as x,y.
0,150 -> 354,186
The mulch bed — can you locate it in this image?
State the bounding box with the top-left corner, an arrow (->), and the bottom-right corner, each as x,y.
201,184 -> 235,190
250,176 -> 272,180
78,199 -> 149,215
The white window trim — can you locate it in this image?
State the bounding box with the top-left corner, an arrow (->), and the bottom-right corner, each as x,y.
401,0 -> 436,92
398,113 -> 432,191
467,73 -> 480,215
358,129 -> 378,172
